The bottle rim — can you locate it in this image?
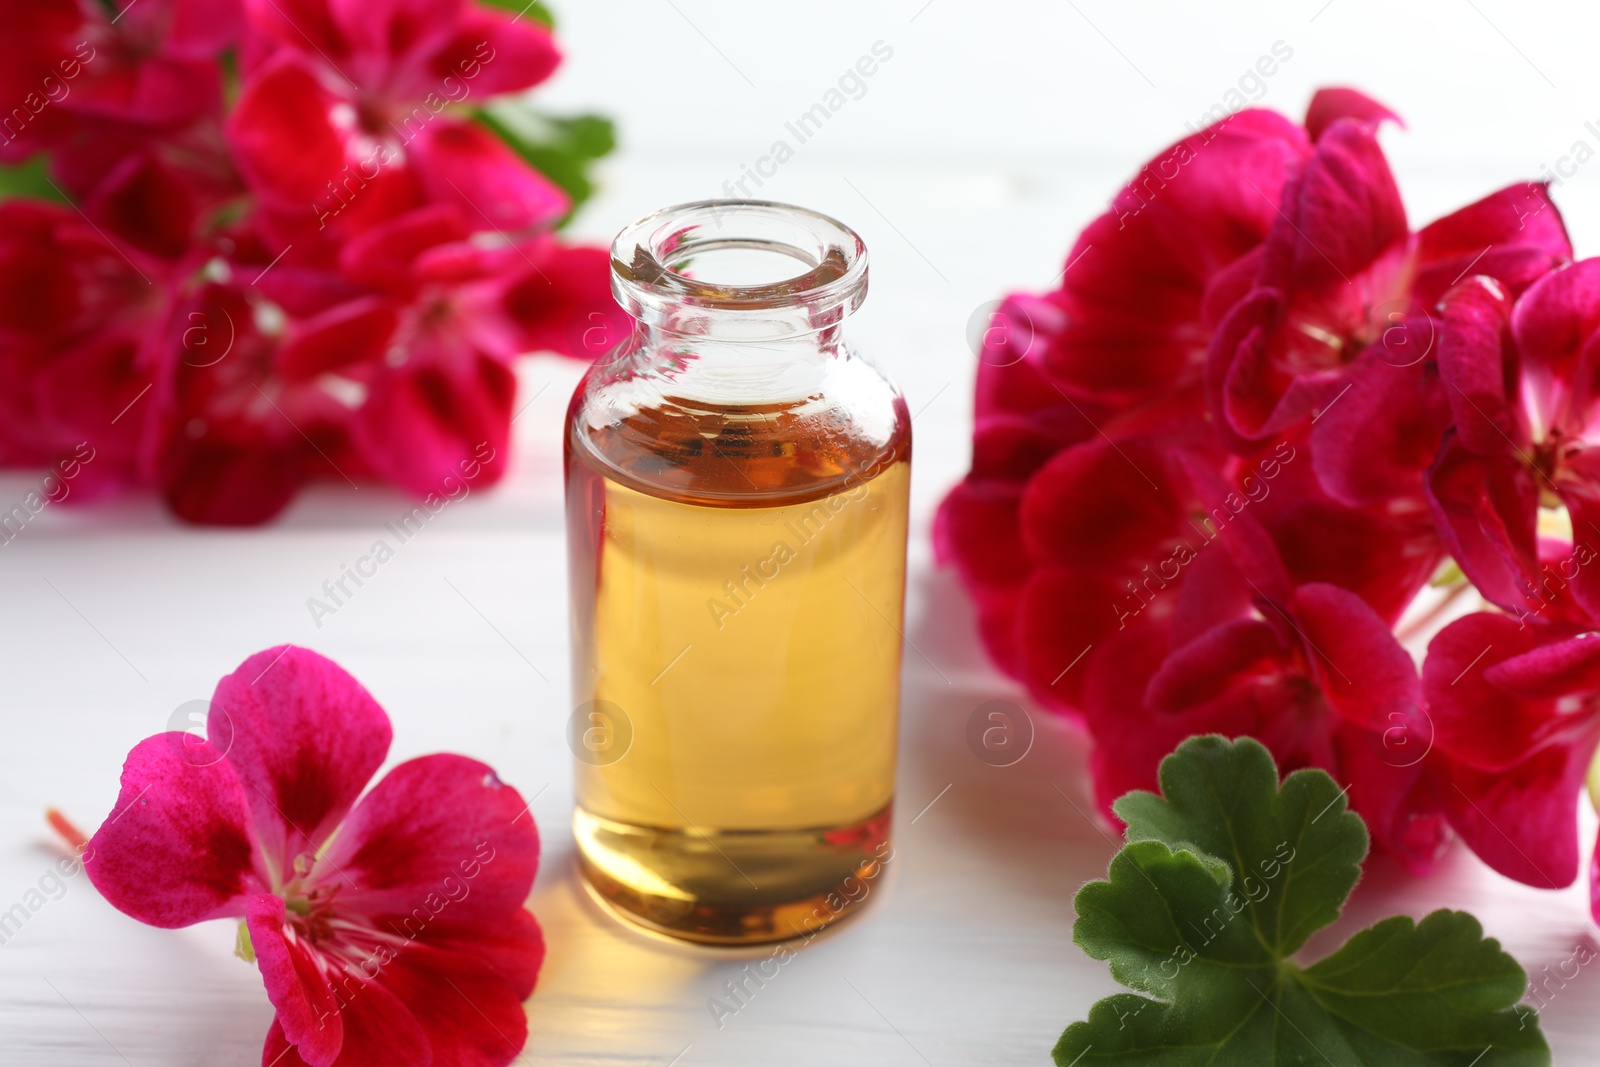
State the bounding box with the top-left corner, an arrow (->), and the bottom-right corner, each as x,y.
609,200 -> 868,329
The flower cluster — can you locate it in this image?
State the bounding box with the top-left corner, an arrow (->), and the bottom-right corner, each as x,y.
937,88 -> 1600,918
84,646 -> 544,1067
0,0 -> 621,524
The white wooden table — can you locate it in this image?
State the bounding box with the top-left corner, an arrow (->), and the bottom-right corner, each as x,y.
5,2 -> 1600,1061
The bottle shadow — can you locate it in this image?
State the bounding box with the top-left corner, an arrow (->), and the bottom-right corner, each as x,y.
894,563 -> 1118,908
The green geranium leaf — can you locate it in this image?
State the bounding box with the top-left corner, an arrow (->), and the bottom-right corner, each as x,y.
1055,736 -> 1549,1067
475,0 -> 555,27
0,156 -> 67,203
476,100 -> 614,225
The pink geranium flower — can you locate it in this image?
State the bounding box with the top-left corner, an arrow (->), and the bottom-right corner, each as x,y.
935,100 -> 1317,708
1425,612 -> 1600,919
1078,454 -> 1448,869
1203,107 -> 1570,512
229,0 -> 568,241
0,0 -> 240,172
84,646 -> 544,1067
1429,260 -> 1600,622
934,89 -> 1445,717
0,199 -> 164,497
936,86 -> 1584,881
333,204 -> 622,496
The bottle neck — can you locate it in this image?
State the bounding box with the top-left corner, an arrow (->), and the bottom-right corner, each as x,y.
623,321 -> 847,408
609,199 -> 867,343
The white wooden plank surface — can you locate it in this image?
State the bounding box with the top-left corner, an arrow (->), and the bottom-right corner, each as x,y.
6,2 -> 1600,1062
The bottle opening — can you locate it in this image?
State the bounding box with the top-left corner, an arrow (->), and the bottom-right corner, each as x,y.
664,239 -> 818,288
610,200 -> 868,336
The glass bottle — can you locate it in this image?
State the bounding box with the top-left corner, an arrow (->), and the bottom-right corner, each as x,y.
564,200 -> 910,944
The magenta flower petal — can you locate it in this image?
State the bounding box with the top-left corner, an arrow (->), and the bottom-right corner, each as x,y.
351,355 -> 515,498
247,894 -> 345,1067
1444,742 -> 1592,890
227,53 -> 348,208
1290,582 -> 1421,727
1019,439 -> 1182,568
972,294 -> 1071,416
934,481 -> 1030,589
1206,287 -> 1297,442
419,908 -> 546,1001
1041,108 -> 1309,404
1145,617 -> 1285,714
1014,568 -> 1127,711
356,938 -> 532,1067
431,7 -> 562,97
1483,629 -> 1600,699
1332,721 -> 1448,874
1209,119 -> 1410,442
212,646 -> 392,871
1426,614 -> 1600,888
155,0 -> 246,56
327,0 -> 463,73
1512,258 -> 1600,397
1423,611 -> 1554,773
260,971 -> 430,1067
1303,87 -> 1402,140
1269,119 -> 1408,292
275,299 -> 399,381
321,754 -> 539,923
1435,276 -> 1519,456
1265,495 -> 1442,625
1414,183 -> 1571,304
1167,539 -> 1257,648
1309,340 -> 1451,507
338,205 -> 473,292
244,0 -> 347,59
409,120 -> 570,234
156,438 -> 310,527
84,736 -> 261,928
1426,433 -> 1541,616
500,243 -> 624,360
1556,450 -> 1600,619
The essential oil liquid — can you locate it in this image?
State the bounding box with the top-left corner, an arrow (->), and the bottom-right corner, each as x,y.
566,395 -> 910,943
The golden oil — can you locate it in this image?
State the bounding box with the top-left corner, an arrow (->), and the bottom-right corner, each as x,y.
566,394 -> 910,943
